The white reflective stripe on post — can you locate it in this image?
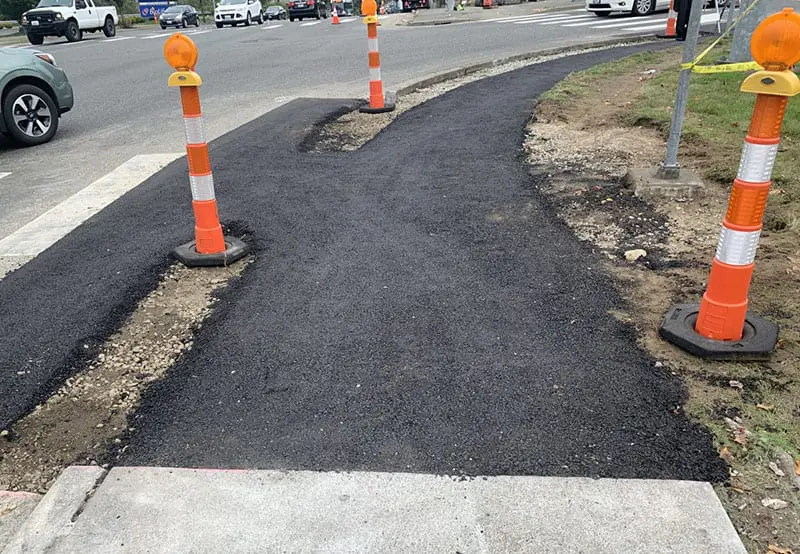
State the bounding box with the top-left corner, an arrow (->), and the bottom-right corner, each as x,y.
369,67 -> 381,82
368,38 -> 378,52
715,226 -> 761,266
190,173 -> 216,201
184,116 -> 206,146
737,141 -> 779,183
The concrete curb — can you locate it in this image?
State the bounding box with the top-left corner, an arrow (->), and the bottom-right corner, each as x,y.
2,466 -> 106,554
394,36 -> 664,97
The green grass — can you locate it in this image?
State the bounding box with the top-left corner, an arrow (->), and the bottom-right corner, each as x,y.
542,42 -> 800,230
540,50 -> 666,103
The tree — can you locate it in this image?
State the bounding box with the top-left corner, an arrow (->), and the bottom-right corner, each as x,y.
0,0 -> 38,21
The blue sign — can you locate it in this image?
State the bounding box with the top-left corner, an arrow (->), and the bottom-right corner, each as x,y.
138,1 -> 169,18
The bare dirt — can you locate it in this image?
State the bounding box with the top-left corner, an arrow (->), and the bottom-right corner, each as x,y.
529,67 -> 800,553
0,261 -> 249,493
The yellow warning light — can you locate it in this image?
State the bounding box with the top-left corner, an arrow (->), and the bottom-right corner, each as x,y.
362,0 -> 377,17
164,33 -> 198,71
750,8 -> 800,71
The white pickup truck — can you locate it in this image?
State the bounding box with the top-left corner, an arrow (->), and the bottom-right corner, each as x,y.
21,0 -> 119,45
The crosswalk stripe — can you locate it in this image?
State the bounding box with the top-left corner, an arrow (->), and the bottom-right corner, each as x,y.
591,17 -> 667,28
613,22 -> 671,31
513,14 -> 591,24
561,14 -> 662,26
538,15 -> 597,24
492,12 -> 573,23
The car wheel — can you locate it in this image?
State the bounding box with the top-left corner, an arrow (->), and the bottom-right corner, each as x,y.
195,15 -> 199,26
315,8 -> 320,18
102,16 -> 116,36
2,84 -> 59,147
257,12 -> 264,23
632,0 -> 654,15
216,21 -> 223,27
27,33 -> 44,45
65,19 -> 82,42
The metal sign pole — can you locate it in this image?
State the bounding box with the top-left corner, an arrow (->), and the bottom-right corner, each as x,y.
657,0 -> 704,179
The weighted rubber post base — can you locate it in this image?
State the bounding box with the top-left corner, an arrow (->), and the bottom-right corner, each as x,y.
659,303 -> 778,361
172,236 -> 250,268
359,103 -> 396,114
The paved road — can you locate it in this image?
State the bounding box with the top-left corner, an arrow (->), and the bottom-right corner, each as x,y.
0,7 -> 702,241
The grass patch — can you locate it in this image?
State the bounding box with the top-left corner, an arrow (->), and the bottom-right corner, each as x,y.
539,50 -> 667,104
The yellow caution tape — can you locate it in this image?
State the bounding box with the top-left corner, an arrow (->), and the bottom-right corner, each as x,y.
682,61 -> 763,73
680,0 -> 764,73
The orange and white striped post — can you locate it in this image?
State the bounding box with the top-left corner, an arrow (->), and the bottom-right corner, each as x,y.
659,8 -> 800,359
163,33 -> 249,267
657,0 -> 678,38
359,0 -> 395,114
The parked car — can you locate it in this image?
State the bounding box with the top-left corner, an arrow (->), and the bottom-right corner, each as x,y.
21,0 -> 118,45
287,0 -> 329,21
0,48 -> 73,146
585,0 -> 669,16
215,0 -> 264,26
264,5 -> 287,18
160,4 -> 199,28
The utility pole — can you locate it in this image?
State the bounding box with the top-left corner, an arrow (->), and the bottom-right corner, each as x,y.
657,0 -> 704,179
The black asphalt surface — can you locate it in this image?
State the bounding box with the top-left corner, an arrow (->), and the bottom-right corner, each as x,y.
2,44 -> 726,480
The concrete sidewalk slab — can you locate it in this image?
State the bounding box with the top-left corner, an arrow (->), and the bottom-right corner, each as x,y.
0,491 -> 41,551
6,466 -> 745,553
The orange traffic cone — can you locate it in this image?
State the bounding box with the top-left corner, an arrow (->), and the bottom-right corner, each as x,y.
657,0 -> 677,38
332,7 -> 340,24
482,0 -> 493,8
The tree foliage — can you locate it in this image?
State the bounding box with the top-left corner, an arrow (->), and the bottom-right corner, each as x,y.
0,0 -> 38,21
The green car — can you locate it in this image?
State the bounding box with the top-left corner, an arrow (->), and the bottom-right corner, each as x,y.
0,47 -> 74,146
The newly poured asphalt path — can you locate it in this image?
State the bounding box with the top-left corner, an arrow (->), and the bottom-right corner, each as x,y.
0,44 -> 727,481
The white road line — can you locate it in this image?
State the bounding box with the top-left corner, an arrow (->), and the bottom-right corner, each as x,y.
538,15 -> 598,24
562,14 -> 662,26
501,13 -> 574,22
0,173 -> 11,180
300,21 -> 320,26
0,154 -> 182,262
186,29 -> 210,35
263,23 -> 284,28
489,12 -> 564,23
614,22 -> 674,31
593,11 -> 717,28
591,17 -> 668,27
103,36 -> 134,42
512,14 -> 591,24
140,33 -> 169,39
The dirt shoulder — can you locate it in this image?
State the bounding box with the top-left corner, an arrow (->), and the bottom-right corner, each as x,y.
529,48 -> 800,553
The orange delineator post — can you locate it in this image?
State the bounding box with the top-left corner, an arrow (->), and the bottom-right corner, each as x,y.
179,86 -> 226,255
359,0 -> 395,114
164,33 -> 249,267
659,8 -> 800,359
367,22 -> 384,109
694,95 -> 784,340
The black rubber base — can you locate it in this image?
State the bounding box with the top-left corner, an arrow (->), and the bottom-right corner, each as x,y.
654,33 -> 676,39
359,103 -> 396,114
659,303 -> 778,361
172,236 -> 250,268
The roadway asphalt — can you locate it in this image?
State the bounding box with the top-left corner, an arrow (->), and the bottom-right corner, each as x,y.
0,4 -> 694,240
73,44 -> 728,480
